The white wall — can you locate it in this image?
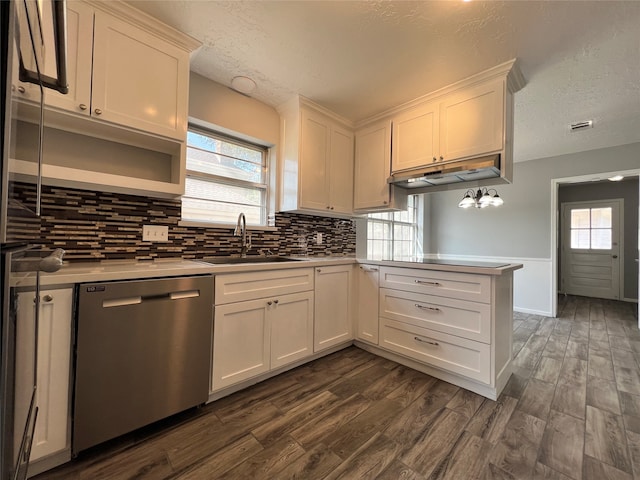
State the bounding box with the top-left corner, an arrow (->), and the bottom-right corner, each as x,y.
426,142 -> 640,316
189,72 -> 280,147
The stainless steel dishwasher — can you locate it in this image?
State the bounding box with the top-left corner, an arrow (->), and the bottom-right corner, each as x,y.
73,275 -> 213,454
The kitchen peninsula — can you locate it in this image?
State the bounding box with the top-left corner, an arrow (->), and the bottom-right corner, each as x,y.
356,258 -> 522,400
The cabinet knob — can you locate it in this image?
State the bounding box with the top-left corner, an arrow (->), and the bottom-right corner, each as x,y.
267,301 -> 273,306
43,295 -> 53,302
326,206 -> 330,209
432,157 -> 437,162
439,156 -> 444,161
316,268 -> 321,273
17,86 -> 26,94
330,206 -> 334,210
383,201 -> 388,205
79,103 -> 88,111
94,108 -> 103,115
273,299 -> 279,304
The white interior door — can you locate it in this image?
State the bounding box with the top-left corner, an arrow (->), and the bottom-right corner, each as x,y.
561,200 -> 622,299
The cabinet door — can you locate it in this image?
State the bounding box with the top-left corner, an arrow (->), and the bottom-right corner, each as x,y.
391,101 -> 439,173
91,11 -> 189,140
314,265 -> 353,352
328,126 -> 354,214
439,77 -> 505,162
270,291 -> 314,369
356,265 -> 380,345
43,1 -> 93,115
212,299 -> 270,391
354,120 -> 393,210
299,108 -> 331,211
12,2 -> 91,108
15,288 -> 73,462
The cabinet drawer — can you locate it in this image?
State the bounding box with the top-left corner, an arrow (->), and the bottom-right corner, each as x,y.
380,266 -> 491,303
380,288 -> 490,343
381,319 -> 490,384
215,268 -> 314,305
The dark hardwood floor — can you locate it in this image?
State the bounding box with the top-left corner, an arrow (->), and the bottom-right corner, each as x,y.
35,295 -> 640,479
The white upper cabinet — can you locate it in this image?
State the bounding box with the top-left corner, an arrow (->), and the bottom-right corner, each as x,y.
91,10 -> 190,140
391,80 -> 505,173
10,0 -> 200,198
391,101 -> 439,172
353,119 -> 407,212
439,77 -> 505,162
17,1 -> 194,141
387,60 -> 524,181
279,96 -> 354,217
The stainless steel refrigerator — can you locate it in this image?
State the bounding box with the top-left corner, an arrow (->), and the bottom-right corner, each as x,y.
0,2 -> 67,479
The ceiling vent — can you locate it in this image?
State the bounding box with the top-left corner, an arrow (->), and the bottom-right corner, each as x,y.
570,120 -> 593,132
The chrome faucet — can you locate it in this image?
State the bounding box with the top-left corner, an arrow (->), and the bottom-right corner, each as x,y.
234,213 -> 251,257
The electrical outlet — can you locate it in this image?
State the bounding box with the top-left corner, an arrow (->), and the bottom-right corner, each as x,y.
142,225 -> 169,242
316,232 -> 323,245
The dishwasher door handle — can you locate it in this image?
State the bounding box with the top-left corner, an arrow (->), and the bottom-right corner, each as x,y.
170,290 -> 201,300
102,297 -> 142,308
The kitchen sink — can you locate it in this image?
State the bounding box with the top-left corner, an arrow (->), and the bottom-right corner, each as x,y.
200,256 -> 306,265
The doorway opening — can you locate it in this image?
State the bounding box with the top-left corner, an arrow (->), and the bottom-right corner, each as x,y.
559,199 -> 622,300
550,170 -> 639,320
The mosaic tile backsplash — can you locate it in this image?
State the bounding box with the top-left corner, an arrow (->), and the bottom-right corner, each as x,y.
10,183 -> 356,262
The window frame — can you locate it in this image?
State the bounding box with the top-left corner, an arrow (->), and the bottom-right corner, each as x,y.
180,124 -> 271,228
367,195 -> 423,260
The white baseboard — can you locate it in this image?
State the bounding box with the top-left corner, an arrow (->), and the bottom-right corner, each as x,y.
514,306 -> 553,317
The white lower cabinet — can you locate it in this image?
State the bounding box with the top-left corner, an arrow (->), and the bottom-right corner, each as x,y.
211,269 -> 314,392
270,292 -> 314,369
314,265 -> 353,352
381,319 -> 491,384
355,264 -> 380,345
15,287 -> 73,463
374,266 -> 514,400
212,298 -> 270,390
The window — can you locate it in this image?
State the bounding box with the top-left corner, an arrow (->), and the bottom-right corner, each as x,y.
181,126 -> 268,226
367,195 -> 422,260
570,207 -> 612,249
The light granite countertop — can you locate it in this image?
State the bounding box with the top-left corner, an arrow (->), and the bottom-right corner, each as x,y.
11,256 -> 356,288
11,255 -> 522,288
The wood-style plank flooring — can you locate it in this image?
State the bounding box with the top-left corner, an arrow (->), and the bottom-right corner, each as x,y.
36,295 -> 640,479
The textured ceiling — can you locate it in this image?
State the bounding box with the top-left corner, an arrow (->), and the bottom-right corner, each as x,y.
128,0 -> 640,163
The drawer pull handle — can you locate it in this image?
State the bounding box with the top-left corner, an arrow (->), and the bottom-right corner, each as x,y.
414,280 -> 441,286
414,303 -> 440,312
360,266 -> 379,272
414,336 -> 439,346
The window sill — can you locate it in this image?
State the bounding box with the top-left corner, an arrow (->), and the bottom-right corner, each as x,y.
178,220 -> 278,232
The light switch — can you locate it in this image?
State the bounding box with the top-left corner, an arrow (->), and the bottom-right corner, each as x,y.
142,225 -> 169,242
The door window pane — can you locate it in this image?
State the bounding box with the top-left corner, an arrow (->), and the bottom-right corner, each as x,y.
571,209 -> 590,228
571,229 -> 590,249
569,206 -> 613,250
591,229 -> 612,249
591,208 -> 612,228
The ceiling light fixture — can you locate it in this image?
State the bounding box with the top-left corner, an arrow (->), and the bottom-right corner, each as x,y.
458,188 -> 504,209
608,175 -> 624,181
230,76 -> 257,95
